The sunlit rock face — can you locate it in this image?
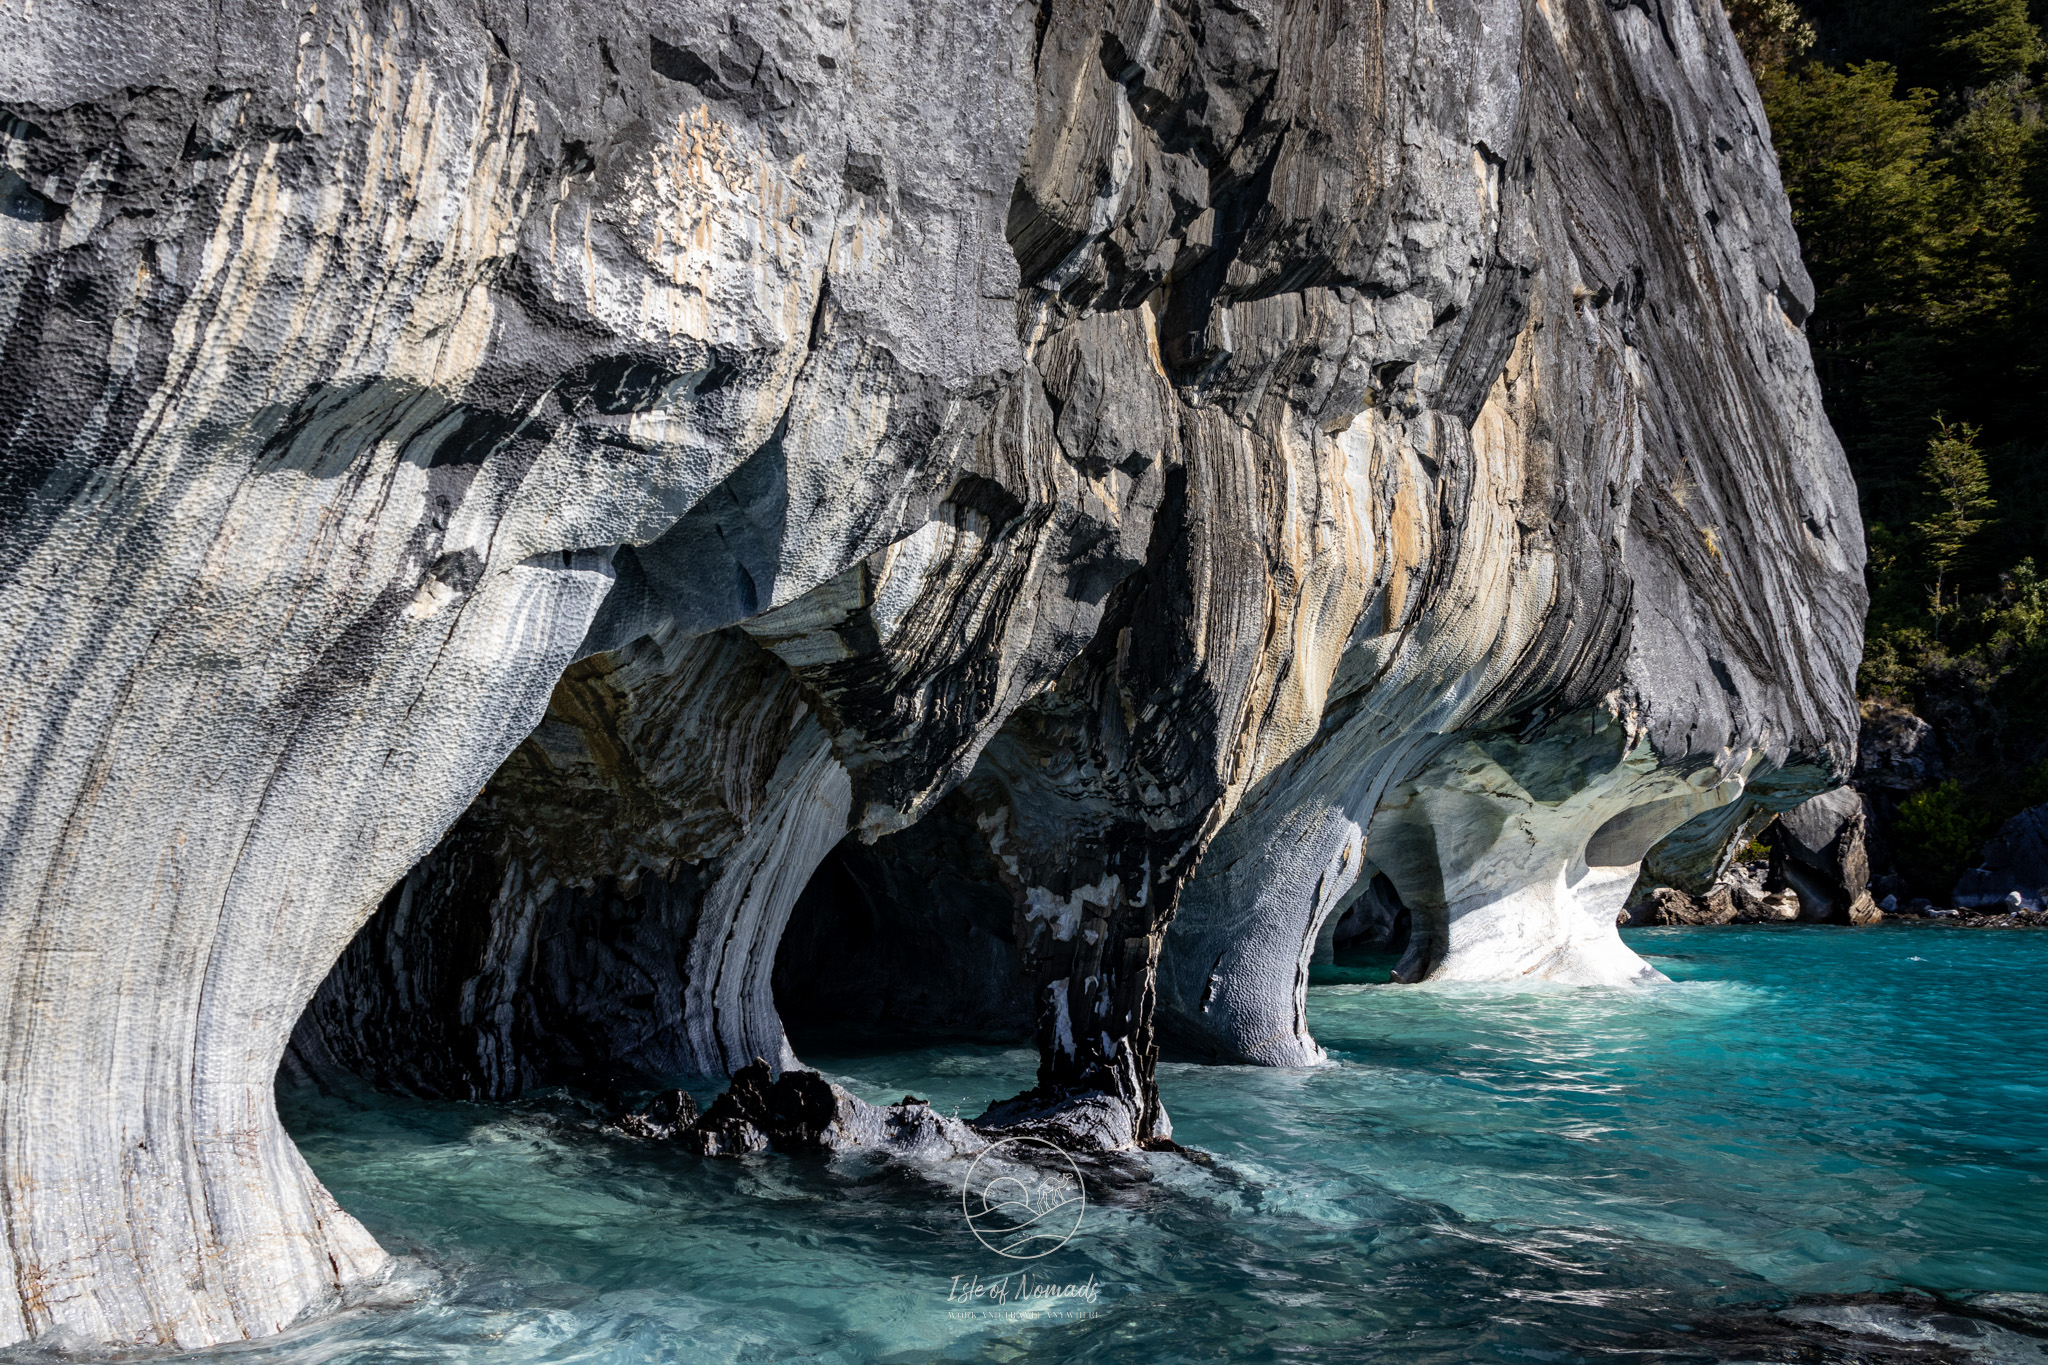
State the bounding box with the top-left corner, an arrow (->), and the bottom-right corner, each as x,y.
1,0 -> 1859,1349
1153,0 -> 1870,1063
0,0 -> 1030,1347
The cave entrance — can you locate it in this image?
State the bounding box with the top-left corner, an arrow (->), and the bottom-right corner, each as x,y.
1314,869 -> 1415,985
288,787 -> 1034,1105
773,790 -> 1034,1051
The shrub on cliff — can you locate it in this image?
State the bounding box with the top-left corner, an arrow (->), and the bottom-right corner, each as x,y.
1890,780 -> 1993,893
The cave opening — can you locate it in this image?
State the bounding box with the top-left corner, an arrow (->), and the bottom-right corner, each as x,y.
1322,869 -> 1414,965
286,783 -> 1037,1109
772,791 -> 1035,1051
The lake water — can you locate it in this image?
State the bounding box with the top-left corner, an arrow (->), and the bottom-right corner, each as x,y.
236,925 -> 2045,1362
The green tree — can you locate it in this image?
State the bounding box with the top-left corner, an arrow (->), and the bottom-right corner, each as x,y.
1763,62 -> 1946,314
1891,779 -> 1992,893
1761,61 -> 1953,490
1729,0 -> 1817,67
1912,418 -> 1996,635
1749,0 -> 2048,862
1929,0 -> 2044,86
1936,92 -> 2036,328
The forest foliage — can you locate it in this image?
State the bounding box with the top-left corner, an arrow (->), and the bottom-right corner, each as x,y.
1734,0 -> 2048,891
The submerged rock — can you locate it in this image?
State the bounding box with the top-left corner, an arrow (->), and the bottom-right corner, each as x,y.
1773,1295 -> 2048,1363
1960,1292 -> 2048,1335
684,1061 -> 981,1160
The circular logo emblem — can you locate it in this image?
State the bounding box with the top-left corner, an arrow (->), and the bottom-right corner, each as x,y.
961,1136 -> 1086,1259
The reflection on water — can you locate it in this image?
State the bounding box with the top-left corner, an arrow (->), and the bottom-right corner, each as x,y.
132,927 -> 2048,1361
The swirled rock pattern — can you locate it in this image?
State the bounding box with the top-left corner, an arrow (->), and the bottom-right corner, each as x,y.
0,0 -> 1859,1348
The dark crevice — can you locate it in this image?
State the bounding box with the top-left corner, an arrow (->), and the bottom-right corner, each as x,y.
774,793 -> 1033,1048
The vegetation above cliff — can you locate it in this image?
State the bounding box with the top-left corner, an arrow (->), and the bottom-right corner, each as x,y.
1738,0 -> 2048,888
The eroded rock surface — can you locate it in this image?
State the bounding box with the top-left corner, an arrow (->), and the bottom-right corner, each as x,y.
1625,886 -> 1738,927
1,0 -> 1860,1347
1774,787 -> 1880,924
671,1060 -> 983,1159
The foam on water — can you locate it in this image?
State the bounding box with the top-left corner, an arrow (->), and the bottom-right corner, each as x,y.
124,926 -> 2048,1361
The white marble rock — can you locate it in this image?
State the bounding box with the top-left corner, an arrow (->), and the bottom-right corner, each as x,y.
1,0 -> 1861,1348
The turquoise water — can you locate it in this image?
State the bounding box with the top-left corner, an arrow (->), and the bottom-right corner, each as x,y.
243,925 -> 2044,1361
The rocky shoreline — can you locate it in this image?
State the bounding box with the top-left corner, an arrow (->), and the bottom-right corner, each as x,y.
1624,905 -> 2048,929
1624,858 -> 2048,931
1879,909 -> 2048,927
1620,697 -> 2048,936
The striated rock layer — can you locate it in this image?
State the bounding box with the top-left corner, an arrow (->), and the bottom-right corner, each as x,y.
0,0 -> 1859,1348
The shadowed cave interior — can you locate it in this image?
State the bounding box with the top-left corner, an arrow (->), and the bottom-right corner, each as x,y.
289,784 -> 1423,1101
781,814 -> 1417,1058
773,793 -> 1035,1049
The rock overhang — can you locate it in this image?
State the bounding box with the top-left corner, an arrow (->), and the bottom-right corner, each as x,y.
0,0 -> 1863,1348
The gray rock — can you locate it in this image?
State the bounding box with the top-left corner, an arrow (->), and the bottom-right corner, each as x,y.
973,1089 -> 1144,1154
612,1090 -> 700,1142
1622,886 -> 1738,927
1773,787 -> 1880,925
1953,805 -> 2048,910
690,1060 -> 981,1160
1714,863 -> 1801,922
1762,891 -> 1804,922
1857,702 -> 1943,793
1700,886 -> 1741,922
4,0 -> 1032,1343
1778,786 -> 1864,861
0,0 -> 1862,1348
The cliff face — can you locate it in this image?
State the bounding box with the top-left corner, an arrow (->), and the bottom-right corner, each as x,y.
0,0 -> 1861,1349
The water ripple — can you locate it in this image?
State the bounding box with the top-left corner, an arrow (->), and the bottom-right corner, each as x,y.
94,925 -> 2047,1363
